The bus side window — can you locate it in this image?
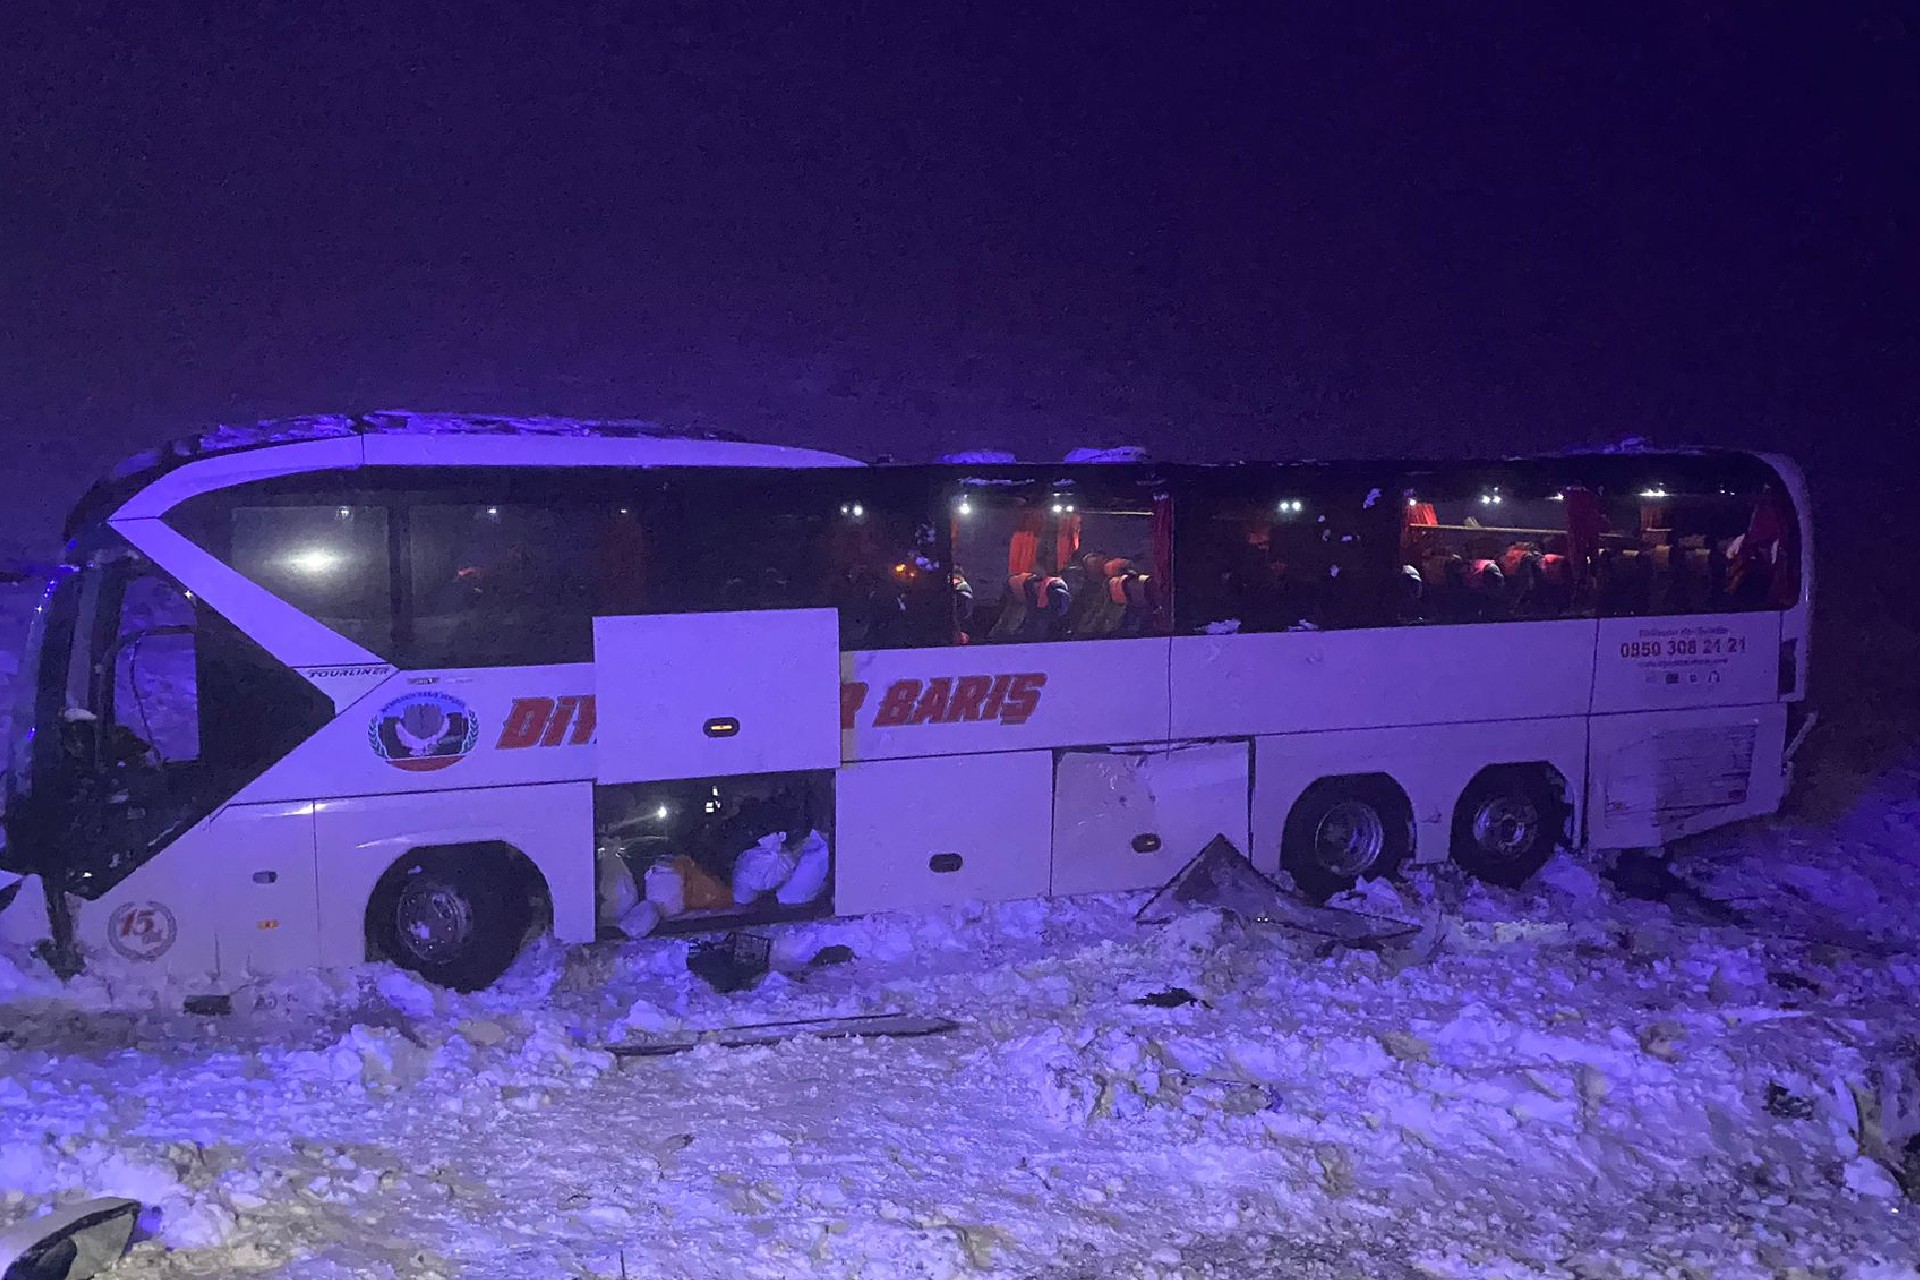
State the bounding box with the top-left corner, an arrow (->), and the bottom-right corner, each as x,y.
112,573 -> 199,764
1181,486 -> 1394,634
408,504 -> 596,666
1400,473 -> 1586,624
628,473 -> 948,651
1612,482 -> 1797,617
824,499 -> 946,651
228,503 -> 394,653
950,485 -> 1163,644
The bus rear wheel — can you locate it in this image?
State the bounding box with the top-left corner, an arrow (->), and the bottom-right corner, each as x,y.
1450,767 -> 1566,888
1281,775 -> 1413,901
369,846 -> 535,992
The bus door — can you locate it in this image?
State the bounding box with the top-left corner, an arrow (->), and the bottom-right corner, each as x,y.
5,546 -> 333,973
8,553 -> 211,905
591,608 -> 843,922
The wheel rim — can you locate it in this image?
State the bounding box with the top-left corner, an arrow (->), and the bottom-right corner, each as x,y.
1470,794 -> 1541,862
395,876 -> 475,963
1313,801 -> 1386,876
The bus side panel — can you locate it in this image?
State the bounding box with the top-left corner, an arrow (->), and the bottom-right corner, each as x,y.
209,801 -> 323,975
1591,613 -> 1781,714
1171,621 -> 1597,740
312,781 -> 595,969
1586,703 -> 1788,849
239,666 -> 597,804
843,638 -> 1172,761
66,806 -> 314,982
1052,740 -> 1250,896
833,750 -> 1052,916
1250,718 -> 1589,873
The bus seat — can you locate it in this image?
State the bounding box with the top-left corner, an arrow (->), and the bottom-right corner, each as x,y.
1019,573 -> 1071,641
988,573 -> 1034,641
1060,553 -> 1109,636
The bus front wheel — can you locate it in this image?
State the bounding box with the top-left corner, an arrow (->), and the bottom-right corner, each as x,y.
1450,767 -> 1567,888
1281,775 -> 1414,901
368,846 -> 536,992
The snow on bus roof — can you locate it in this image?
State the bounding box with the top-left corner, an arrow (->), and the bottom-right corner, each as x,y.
105,410 -> 772,481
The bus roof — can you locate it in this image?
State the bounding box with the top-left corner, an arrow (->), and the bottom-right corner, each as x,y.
71,409 -> 1798,539
73,411 -> 863,536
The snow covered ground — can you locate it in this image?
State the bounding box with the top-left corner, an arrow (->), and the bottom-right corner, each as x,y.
7,759 -> 1920,1278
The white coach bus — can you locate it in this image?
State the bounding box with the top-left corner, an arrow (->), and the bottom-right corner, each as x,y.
1,414 -> 1810,989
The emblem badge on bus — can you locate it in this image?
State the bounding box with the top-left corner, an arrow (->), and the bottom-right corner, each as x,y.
107,901 -> 177,961
369,691 -> 481,772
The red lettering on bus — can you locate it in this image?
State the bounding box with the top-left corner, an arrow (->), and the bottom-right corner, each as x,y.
1000,673 -> 1047,725
908,677 -> 953,725
840,682 -> 869,730
498,695 -> 597,749
497,697 -> 554,749
540,694 -> 584,747
943,675 -> 993,723
980,673 -> 1012,721
874,680 -> 922,727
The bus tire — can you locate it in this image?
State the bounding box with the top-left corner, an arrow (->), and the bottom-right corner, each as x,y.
1281,775 -> 1414,901
367,845 -> 536,992
1450,766 -> 1566,888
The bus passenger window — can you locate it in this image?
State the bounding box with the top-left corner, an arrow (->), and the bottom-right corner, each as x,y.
408,504 -> 595,666
1399,477 -> 1584,624
1608,483 -> 1799,617
823,501 -> 945,651
950,487 -> 1163,644
229,504 -> 394,653
1181,488 -> 1394,634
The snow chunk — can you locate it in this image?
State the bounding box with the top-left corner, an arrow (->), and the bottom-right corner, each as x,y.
1062,445 -> 1150,463
375,969 -> 439,1021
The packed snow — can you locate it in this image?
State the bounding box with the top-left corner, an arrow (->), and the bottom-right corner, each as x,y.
6,765 -> 1920,1276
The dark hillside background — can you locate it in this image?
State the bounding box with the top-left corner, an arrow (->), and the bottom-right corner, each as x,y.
2,3 -> 1913,781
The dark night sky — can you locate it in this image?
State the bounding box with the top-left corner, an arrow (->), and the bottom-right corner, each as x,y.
1,3 -> 1914,566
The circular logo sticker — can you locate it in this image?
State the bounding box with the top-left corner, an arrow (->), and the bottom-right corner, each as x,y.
369,691 -> 480,772
108,901 -> 178,961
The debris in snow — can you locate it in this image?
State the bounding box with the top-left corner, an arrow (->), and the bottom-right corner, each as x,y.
802,944 -> 855,971
607,1012 -> 959,1058
686,931 -> 772,994
0,1196 -> 141,1280
1136,835 -> 1418,948
1604,850 -> 1745,924
181,994 -> 231,1018
1133,987 -> 1205,1010
937,449 -> 1017,464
